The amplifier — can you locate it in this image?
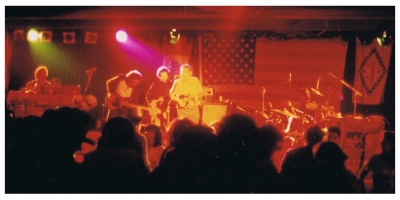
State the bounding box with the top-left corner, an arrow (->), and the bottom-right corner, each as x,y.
203,87 -> 214,102
201,102 -> 229,126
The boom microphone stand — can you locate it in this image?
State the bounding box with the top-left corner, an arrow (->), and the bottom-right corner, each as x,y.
316,72 -> 362,116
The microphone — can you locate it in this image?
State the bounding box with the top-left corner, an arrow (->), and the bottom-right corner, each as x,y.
174,75 -> 181,80
86,67 -> 97,74
289,72 -> 292,87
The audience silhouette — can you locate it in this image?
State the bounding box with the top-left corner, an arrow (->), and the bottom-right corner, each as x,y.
5,108 -> 394,194
77,117 -> 149,193
358,131 -> 395,193
280,125 -> 324,193
314,141 -> 365,193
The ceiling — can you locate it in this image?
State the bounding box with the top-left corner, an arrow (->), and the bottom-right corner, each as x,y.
5,6 -> 395,38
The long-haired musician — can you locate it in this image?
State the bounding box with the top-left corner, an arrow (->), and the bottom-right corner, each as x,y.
105,70 -> 148,123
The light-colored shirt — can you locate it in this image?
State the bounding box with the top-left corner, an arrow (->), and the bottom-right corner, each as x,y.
170,77 -> 202,106
115,80 -> 132,98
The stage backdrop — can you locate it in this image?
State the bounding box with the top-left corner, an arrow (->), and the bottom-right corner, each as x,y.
202,36 -> 348,117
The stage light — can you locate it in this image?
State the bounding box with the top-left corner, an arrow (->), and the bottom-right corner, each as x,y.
40,30 -> 52,43
377,30 -> 392,47
27,29 -> 39,41
85,31 -> 98,44
63,31 -> 76,44
116,30 -> 128,43
13,30 -> 25,41
170,28 -> 180,44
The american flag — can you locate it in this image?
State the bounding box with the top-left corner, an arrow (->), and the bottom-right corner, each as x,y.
201,32 -> 256,85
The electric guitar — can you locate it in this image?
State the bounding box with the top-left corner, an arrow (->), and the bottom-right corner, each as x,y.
148,97 -> 165,125
175,94 -> 190,108
106,93 -> 151,112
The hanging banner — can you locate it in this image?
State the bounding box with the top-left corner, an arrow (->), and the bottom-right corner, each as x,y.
353,38 -> 392,105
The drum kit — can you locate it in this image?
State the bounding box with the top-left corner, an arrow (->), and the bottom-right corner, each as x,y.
231,72 -> 370,148
241,86 -> 342,147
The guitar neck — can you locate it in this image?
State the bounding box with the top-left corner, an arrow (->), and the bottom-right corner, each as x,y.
121,102 -> 150,111
107,93 -> 150,110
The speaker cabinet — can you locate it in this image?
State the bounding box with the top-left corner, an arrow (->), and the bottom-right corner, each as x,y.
201,103 -> 228,126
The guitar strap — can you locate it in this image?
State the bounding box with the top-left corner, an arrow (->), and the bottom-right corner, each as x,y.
129,86 -> 138,103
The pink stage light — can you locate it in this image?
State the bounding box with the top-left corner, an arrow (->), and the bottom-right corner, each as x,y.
116,30 -> 128,43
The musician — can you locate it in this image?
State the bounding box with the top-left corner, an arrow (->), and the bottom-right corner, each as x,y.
146,66 -> 173,129
285,88 -> 317,135
24,66 -> 52,93
169,64 -> 202,125
105,70 -> 147,122
73,94 -> 98,112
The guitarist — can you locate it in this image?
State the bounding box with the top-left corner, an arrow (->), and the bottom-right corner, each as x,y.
146,66 -> 173,131
105,70 -> 148,123
169,64 -> 203,124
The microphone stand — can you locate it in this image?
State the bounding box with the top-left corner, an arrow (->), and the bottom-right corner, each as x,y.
262,87 -> 266,116
84,71 -> 94,96
318,73 -> 362,116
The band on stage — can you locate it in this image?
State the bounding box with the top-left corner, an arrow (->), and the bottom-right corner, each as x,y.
8,63 -> 358,144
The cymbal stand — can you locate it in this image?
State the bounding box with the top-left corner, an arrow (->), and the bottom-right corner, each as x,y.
259,79 -> 292,118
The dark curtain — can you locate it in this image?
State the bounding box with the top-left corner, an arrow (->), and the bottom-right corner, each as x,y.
341,37 -> 395,130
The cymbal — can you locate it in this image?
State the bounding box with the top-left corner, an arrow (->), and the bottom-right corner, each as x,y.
274,100 -> 300,109
310,87 -> 324,97
305,102 -> 319,111
270,108 -> 299,118
255,110 -> 270,119
320,105 -> 335,111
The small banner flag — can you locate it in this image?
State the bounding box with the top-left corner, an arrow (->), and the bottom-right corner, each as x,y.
85,31 -> 98,44
63,31 -> 76,44
40,30 -> 52,43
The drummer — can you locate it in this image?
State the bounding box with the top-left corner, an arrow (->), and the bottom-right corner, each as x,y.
292,88 -> 317,120
279,88 -> 318,136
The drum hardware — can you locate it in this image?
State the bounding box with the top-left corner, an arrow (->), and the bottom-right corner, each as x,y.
255,109 -> 270,119
310,87 -> 324,97
259,73 -> 292,123
270,108 -> 299,118
316,72 -> 362,116
305,102 -> 319,111
320,104 -> 335,112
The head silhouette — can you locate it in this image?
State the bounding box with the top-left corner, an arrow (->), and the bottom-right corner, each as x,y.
315,141 -> 348,166
145,124 -> 163,148
304,125 -> 324,146
255,125 -> 284,159
99,117 -> 138,149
